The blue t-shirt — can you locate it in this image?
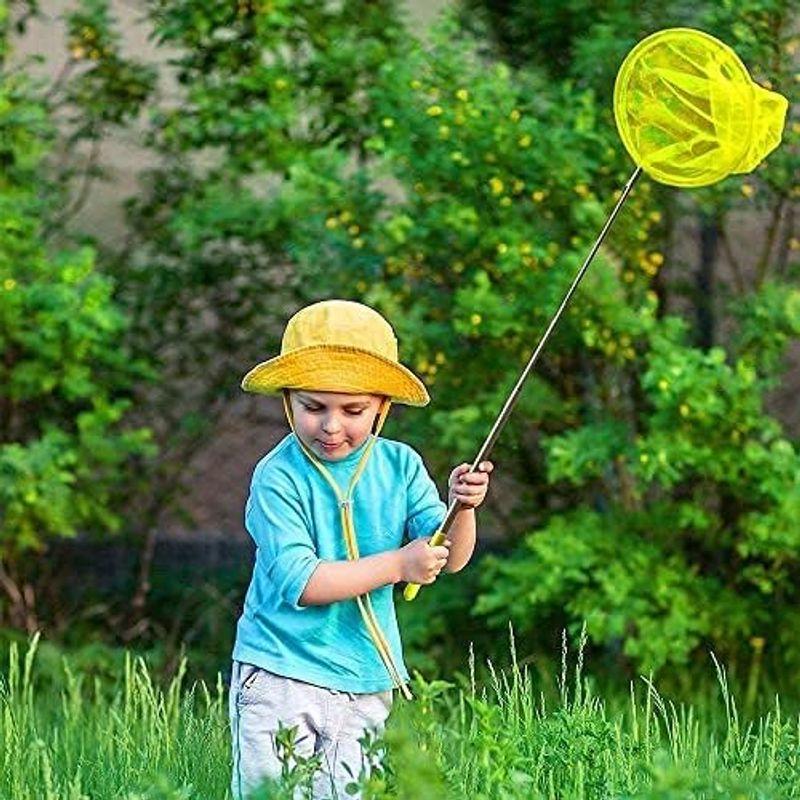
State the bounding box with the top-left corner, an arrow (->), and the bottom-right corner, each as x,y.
232,432 -> 447,693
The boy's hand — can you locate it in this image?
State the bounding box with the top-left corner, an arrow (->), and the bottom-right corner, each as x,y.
448,461 -> 494,508
399,536 -> 452,584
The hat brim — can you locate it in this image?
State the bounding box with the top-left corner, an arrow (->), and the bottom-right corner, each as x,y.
241,345 -> 430,406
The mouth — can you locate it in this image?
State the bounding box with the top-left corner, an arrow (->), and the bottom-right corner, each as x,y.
318,440 -> 345,451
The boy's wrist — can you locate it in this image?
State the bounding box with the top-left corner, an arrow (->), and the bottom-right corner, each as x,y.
448,497 -> 477,513
389,549 -> 404,584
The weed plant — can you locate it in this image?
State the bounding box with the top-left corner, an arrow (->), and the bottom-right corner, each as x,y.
2,630 -> 799,799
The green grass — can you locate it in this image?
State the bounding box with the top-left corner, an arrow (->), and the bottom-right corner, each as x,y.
2,630 -> 800,799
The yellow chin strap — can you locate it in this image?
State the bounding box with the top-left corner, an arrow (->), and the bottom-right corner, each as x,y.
282,391 -> 412,700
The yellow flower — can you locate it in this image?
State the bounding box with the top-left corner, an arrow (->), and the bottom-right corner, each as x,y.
531,190 -> 546,202
679,404 -> 690,417
520,242 -> 532,254
793,122 -> 800,134
497,243 -> 508,254
649,211 -> 662,223
658,379 -> 668,391
623,270 -> 635,283
517,134 -> 532,148
352,238 -> 364,249
509,109 -> 521,122
741,183 -> 755,198
470,313 -> 482,326
500,196 -> 512,207
274,78 -> 288,90
574,183 -> 590,198
790,238 -> 800,251
3,278 -> 16,290
512,179 -> 525,195
639,453 -> 649,464
381,117 -> 394,128
347,224 -> 360,236
649,252 -> 664,267
489,177 -> 504,195
455,88 -> 469,101
339,210 -> 353,223
438,124 -> 450,139
435,351 -> 446,364
325,217 -> 338,230
426,105 -> 443,117
410,79 -> 422,89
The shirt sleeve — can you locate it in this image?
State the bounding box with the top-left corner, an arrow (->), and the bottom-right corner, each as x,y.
245,476 -> 321,610
405,449 -> 447,541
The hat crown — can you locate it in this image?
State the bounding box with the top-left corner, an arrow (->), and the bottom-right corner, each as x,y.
282,300 -> 399,361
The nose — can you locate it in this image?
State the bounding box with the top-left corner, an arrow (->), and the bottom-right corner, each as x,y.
320,414 -> 342,434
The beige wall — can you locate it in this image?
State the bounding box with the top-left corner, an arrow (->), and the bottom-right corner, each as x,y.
11,0 -> 451,242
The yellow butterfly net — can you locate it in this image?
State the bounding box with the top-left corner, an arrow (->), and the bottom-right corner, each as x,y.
614,28 -> 788,187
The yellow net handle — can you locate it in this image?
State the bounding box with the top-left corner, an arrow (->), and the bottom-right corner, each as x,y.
403,530 -> 449,601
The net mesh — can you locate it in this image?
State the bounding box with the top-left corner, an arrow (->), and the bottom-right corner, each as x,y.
614,28 -> 788,187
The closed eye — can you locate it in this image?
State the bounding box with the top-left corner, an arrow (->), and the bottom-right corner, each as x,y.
301,404 -> 365,416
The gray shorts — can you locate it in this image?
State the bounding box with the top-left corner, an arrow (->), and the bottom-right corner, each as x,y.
229,661 -> 393,800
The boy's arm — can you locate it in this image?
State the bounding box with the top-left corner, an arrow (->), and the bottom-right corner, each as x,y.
443,507 -> 476,573
443,461 -> 493,573
299,537 -> 451,606
298,551 -> 402,606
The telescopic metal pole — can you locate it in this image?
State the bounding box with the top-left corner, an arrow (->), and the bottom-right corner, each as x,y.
404,165 -> 643,601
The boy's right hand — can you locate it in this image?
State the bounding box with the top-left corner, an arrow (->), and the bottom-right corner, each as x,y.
399,536 -> 452,585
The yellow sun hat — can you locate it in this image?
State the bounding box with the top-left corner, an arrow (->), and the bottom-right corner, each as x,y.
613,27 -> 788,187
241,299 -> 430,406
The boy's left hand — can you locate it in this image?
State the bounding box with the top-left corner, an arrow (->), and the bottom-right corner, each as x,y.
448,461 -> 494,509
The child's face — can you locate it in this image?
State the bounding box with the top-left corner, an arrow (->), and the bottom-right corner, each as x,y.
289,390 -> 385,461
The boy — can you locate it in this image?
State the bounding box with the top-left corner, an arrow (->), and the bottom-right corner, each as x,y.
230,299 -> 493,799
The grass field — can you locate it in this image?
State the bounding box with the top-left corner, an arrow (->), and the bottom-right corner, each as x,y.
2,631 -> 800,799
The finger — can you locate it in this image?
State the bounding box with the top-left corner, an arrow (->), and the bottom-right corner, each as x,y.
478,461 -> 494,472
432,546 -> 450,559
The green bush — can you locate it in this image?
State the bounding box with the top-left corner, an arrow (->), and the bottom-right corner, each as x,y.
0,35 -> 154,628
284,12 -> 800,675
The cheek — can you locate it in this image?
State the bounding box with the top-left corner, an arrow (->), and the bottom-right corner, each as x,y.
347,415 -> 374,438
292,410 -> 319,436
